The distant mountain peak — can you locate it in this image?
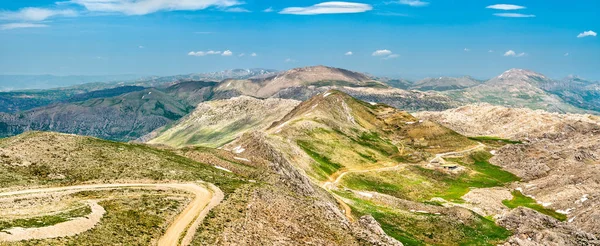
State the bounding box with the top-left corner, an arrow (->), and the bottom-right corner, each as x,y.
273,65 -> 372,82
497,68 -> 546,80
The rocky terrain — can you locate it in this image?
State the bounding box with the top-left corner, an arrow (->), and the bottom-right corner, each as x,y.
4,89 -> 600,245
417,104 -> 600,244
213,90 -> 528,245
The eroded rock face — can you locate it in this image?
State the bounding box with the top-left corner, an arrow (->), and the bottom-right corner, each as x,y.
417,104 -> 600,241
356,215 -> 404,246
415,103 -> 599,140
498,207 -> 599,246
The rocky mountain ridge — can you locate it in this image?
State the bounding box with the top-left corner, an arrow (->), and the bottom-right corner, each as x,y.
417,104 -> 600,243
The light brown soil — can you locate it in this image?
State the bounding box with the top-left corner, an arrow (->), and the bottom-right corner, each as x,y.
0,183 -> 222,246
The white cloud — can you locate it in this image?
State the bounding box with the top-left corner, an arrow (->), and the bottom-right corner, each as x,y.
504,50 -> 526,57
239,53 -> 245,57
372,49 -> 392,56
397,0 -> 429,7
577,30 -> 597,38
493,13 -> 535,18
345,51 -> 353,56
0,22 -> 49,30
69,0 -> 242,15
285,58 -> 296,63
0,7 -> 77,21
489,50 -> 494,53
222,50 -> 233,56
280,2 -> 373,15
188,51 -> 205,56
383,54 -> 399,60
486,4 -> 525,10
138,45 -> 145,49
464,48 -> 470,52
263,7 -> 274,12
251,53 -> 257,57
564,53 -> 569,56
223,7 -> 250,13
188,50 -> 222,56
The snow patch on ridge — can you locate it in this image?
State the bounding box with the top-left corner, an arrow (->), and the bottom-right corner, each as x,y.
234,157 -> 251,162
232,146 -> 245,154
214,166 -> 232,173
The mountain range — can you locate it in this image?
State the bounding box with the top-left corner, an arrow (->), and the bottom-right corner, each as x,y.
0,66 -> 462,141
2,83 -> 600,245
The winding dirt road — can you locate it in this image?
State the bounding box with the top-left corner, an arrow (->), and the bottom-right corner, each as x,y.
0,183 -> 223,246
428,142 -> 485,165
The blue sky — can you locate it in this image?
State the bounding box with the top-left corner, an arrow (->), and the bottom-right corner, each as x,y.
0,0 -> 598,80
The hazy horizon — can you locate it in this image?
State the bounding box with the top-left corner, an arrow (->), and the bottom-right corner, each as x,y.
0,65 -> 597,83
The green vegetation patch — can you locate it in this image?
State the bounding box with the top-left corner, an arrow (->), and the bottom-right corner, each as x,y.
297,140 -> 343,180
468,152 -> 521,183
0,205 -> 92,232
415,151 -> 520,202
294,128 -> 405,181
502,190 -> 567,221
341,169 -> 444,202
355,132 -> 401,158
337,191 -> 512,246
341,151 -> 519,203
468,136 -> 523,145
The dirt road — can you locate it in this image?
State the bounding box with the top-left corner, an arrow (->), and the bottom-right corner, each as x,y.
322,143 -> 485,221
429,142 -> 485,165
0,182 -> 223,246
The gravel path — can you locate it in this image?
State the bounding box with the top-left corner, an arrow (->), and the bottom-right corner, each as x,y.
0,183 -> 223,246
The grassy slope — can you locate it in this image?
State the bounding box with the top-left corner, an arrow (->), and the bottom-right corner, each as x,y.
336,151 -> 519,245
0,205 -> 91,232
273,90 -> 477,182
148,97 -> 299,148
502,190 -> 567,221
0,131 -> 245,193
337,190 -> 512,246
468,136 -> 522,145
0,131 -> 250,245
268,91 -> 515,245
341,151 -> 520,203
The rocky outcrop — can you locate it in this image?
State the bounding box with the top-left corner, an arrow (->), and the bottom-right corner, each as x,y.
416,103 -> 600,139
417,104 -> 600,239
498,207 -> 599,246
355,215 -> 404,246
